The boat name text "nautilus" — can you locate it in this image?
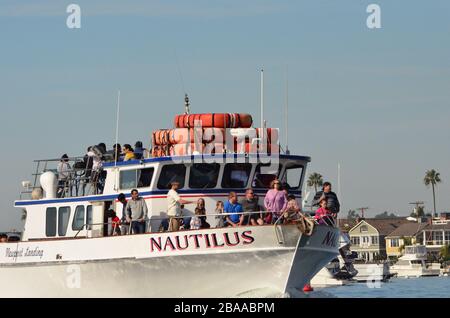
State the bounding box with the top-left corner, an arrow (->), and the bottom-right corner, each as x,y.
150,231 -> 255,252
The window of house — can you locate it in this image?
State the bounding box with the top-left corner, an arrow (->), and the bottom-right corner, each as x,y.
351,236 -> 360,245
362,236 -> 369,244
445,231 -> 450,243
86,205 -> 93,230
157,164 -> 187,189
252,164 -> 280,189
189,163 -> 220,189
281,164 -> 304,189
360,225 -> 368,233
371,236 -> 379,245
72,206 -> 85,231
221,163 -> 252,189
46,207 -> 57,237
433,231 -> 443,244
120,168 -> 154,190
391,238 -> 399,247
58,207 -> 71,237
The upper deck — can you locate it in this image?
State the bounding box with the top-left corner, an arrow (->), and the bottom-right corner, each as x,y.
15,153 -> 311,207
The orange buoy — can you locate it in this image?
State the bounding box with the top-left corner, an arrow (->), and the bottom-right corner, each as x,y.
174,113 -> 253,129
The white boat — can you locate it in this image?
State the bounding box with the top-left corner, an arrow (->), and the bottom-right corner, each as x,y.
1,110 -> 340,298
353,261 -> 392,282
390,245 -> 441,278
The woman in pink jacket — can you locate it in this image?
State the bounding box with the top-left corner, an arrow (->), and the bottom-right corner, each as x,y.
264,179 -> 288,224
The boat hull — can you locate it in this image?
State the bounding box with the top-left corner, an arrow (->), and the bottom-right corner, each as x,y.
0,225 -> 339,298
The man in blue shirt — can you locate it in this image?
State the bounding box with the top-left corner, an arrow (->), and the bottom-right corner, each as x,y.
224,192 -> 244,227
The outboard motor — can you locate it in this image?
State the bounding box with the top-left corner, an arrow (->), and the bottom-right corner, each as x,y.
40,171 -> 58,199
339,233 -> 358,278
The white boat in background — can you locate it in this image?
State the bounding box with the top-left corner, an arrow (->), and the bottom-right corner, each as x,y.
0,107 -> 341,298
353,260 -> 392,282
390,245 -> 441,278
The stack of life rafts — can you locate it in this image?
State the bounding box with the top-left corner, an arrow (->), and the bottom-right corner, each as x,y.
151,113 -> 279,157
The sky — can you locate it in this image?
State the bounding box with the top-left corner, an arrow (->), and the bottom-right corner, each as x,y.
1,0 -> 449,231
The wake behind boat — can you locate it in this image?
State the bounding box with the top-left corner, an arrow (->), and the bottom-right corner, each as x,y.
1,104 -> 340,298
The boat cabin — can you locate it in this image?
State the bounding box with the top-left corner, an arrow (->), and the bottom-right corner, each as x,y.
15,154 -> 310,241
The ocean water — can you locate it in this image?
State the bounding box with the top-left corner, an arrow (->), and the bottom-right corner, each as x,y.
312,276 -> 450,298
234,276 -> 450,298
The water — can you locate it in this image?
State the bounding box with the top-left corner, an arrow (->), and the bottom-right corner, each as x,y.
312,276 -> 450,298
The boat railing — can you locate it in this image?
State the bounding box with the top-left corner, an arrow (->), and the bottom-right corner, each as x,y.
20,156 -> 107,200
74,211 -> 322,240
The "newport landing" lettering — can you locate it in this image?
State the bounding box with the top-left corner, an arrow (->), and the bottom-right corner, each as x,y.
150,231 -> 255,252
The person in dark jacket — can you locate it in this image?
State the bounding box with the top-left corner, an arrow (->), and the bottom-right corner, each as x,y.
312,182 -> 340,215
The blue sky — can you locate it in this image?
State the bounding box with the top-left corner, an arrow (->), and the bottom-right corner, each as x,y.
1,0 -> 449,231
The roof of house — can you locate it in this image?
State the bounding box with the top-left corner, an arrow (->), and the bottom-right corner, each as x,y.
338,218 -> 410,236
386,222 -> 428,238
421,222 -> 450,231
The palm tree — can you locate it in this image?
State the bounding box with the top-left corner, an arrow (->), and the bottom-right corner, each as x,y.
424,169 -> 441,218
307,172 -> 323,194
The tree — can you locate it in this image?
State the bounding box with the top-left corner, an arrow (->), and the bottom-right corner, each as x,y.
347,209 -> 360,221
307,172 -> 323,194
424,169 -> 441,217
375,211 -> 398,219
440,245 -> 450,262
410,206 -> 425,218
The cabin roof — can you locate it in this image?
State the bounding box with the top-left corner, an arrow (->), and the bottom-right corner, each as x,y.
102,154 -> 311,168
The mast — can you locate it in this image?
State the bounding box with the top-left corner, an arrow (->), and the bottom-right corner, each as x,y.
285,66 -> 290,155
260,69 -> 265,143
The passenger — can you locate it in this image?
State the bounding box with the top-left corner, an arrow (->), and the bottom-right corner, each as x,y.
190,198 -> 210,230
117,193 -> 130,235
167,182 -> 193,231
264,179 -> 288,224
282,195 -> 302,224
123,144 -> 136,161
224,192 -> 243,227
107,144 -> 124,162
57,154 -> 71,198
312,182 -> 340,217
215,201 -> 225,228
125,189 -> 148,234
0,234 -> 8,243
108,209 -> 121,236
180,205 -> 191,230
134,141 -> 149,160
314,195 -> 334,226
97,143 -> 107,157
240,189 -> 264,226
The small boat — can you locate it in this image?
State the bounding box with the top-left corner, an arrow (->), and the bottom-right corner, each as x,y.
352,260 -> 392,282
390,245 -> 441,278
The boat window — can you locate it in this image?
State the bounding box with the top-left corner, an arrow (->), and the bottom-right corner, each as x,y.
281,164 -> 304,189
221,163 -> 252,189
46,207 -> 57,237
72,205 -> 85,231
252,163 -> 281,189
87,205 -> 93,230
189,163 -> 220,189
58,207 -> 71,237
157,164 -> 187,189
120,168 -> 154,190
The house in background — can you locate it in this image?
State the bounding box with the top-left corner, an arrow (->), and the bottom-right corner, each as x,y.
342,218 -> 408,261
385,222 -> 427,259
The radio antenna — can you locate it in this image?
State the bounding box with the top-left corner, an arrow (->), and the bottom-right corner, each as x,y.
285,65 -> 290,155
114,90 -> 121,167
260,68 -> 265,142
